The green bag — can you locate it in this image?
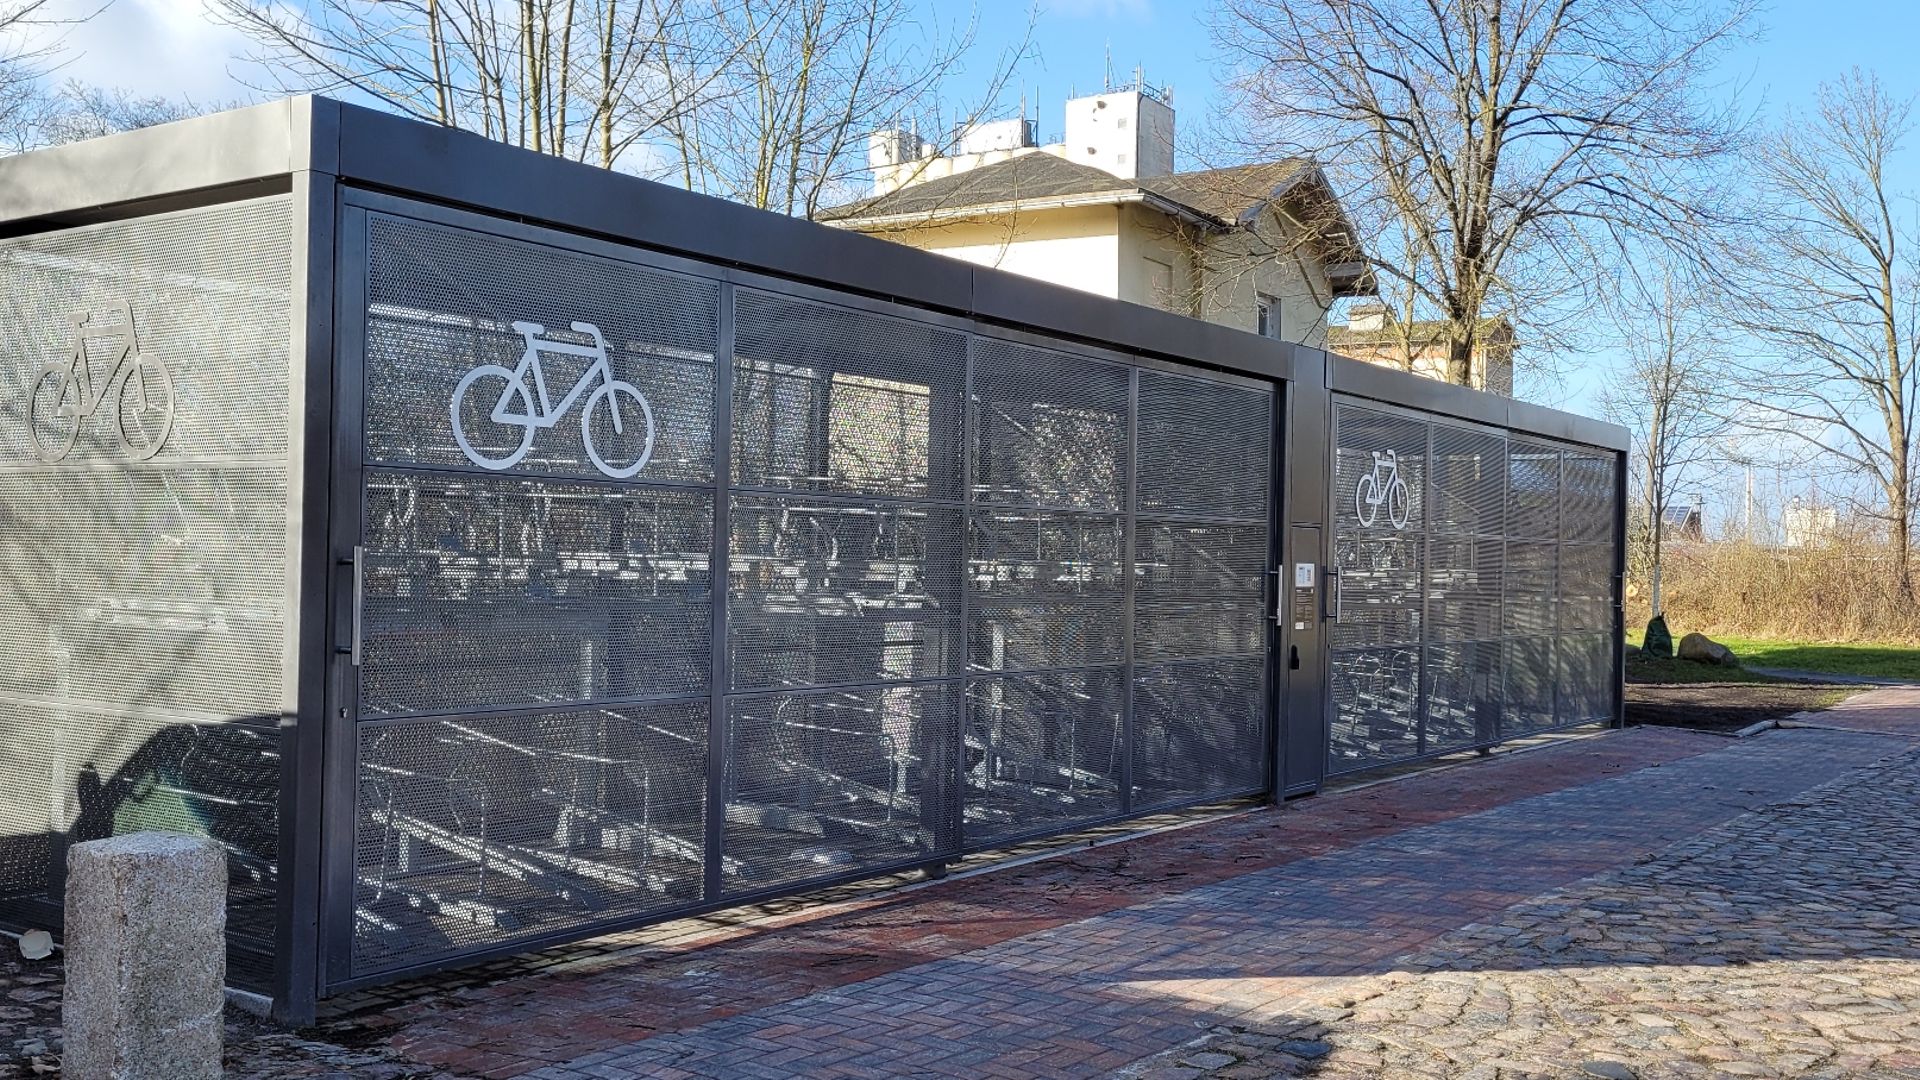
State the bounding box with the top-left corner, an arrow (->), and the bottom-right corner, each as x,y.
1643,615 -> 1674,659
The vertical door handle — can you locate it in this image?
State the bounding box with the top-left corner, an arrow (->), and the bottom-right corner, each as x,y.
1325,566 -> 1342,623
338,546 -> 365,667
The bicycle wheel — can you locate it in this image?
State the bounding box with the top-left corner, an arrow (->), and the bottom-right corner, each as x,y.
1388,479 -> 1410,530
581,379 -> 655,479
450,364 -> 538,470
28,364 -> 82,463
1354,473 -> 1378,527
116,354 -> 176,461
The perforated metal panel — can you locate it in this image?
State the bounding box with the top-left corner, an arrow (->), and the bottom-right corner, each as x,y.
1423,640 -> 1502,752
965,669 -> 1125,843
352,704 -> 707,975
365,215 -> 718,483
0,196 -> 293,993
733,290 -> 965,500
1330,645 -> 1421,769
361,472 -> 714,716
1329,404 -> 1620,776
722,683 -> 959,894
1135,371 -> 1270,519
340,204 -> 1277,990
968,510 -> 1127,672
1131,657 -> 1267,807
728,496 -> 962,691
970,338 -> 1129,511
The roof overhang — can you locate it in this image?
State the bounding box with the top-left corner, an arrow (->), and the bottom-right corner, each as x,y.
822,189 -> 1223,233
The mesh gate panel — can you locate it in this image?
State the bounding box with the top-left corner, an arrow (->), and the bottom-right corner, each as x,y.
723,683 -> 959,894
0,197 -> 292,993
1330,405 -> 1620,776
964,669 -> 1125,843
728,496 -> 963,691
1131,657 -> 1267,808
365,216 -> 718,483
1423,640 -> 1502,752
732,291 -> 965,500
361,472 -> 714,717
970,338 -> 1129,511
1330,645 -> 1421,769
1430,426 -> 1506,536
1133,520 -> 1268,663
351,703 -> 707,975
1135,371 -> 1270,519
968,510 -> 1127,672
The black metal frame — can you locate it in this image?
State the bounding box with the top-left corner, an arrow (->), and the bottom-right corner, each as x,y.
0,96 -> 1629,1024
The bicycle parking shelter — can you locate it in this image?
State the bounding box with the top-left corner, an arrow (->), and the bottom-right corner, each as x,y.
0,98 -> 1627,1023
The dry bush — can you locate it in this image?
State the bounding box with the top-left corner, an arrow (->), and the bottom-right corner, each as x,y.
1629,536 -> 1920,644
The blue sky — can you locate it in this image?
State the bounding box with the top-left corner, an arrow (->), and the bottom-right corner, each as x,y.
24,0 -> 1920,418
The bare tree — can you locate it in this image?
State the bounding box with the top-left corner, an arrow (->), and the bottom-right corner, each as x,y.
1600,262 -> 1728,628
657,0 -> 1031,216
36,81 -> 206,143
1210,0 -> 1754,387
0,0 -> 57,152
213,0 -> 723,169
1721,70 -> 1920,599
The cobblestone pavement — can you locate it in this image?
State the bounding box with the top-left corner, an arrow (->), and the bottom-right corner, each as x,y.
1122,728 -> 1920,1080
3,690 -> 1918,1079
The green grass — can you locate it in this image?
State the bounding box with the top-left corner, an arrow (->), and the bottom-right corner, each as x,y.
1625,624 -> 1920,681
1710,636 -> 1920,681
1623,649 -> 1781,685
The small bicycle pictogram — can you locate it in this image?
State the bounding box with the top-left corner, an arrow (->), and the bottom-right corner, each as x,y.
1355,448 -> 1411,529
450,320 -> 655,479
28,301 -> 175,463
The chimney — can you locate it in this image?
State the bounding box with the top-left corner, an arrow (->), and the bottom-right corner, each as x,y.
1347,302 -> 1389,332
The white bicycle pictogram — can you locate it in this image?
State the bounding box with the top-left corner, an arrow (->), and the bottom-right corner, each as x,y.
28,301 -> 175,463
1355,448 -> 1411,529
450,320 -> 655,478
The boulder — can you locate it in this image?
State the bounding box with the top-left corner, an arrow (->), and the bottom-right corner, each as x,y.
1677,632 -> 1738,667
1643,615 -> 1674,659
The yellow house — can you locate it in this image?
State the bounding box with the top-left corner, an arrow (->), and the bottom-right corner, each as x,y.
817,88 -> 1373,346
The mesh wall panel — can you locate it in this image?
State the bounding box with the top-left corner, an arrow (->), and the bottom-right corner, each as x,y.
1329,537 -> 1423,649
723,682 -> 959,894
1556,633 -> 1613,725
1503,541 -> 1558,636
1329,645 -> 1421,772
1133,519 -> 1268,662
732,290 -> 965,500
1507,442 -> 1561,539
970,338 -> 1129,511
365,215 -> 718,483
0,197 -> 292,993
1503,636 -> 1557,734
360,472 -> 713,717
728,496 -> 962,690
1334,407 -> 1427,537
351,703 -> 707,976
1561,453 -> 1615,545
968,510 -> 1127,672
1135,371 -> 1270,520
1130,657 -> 1266,807
1430,426 -> 1506,536
964,669 -> 1124,843
1426,536 -> 1503,642
1558,543 -> 1614,632
1422,640 -> 1502,753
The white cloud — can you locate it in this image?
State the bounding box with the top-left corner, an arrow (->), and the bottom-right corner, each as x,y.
14,0 -> 254,102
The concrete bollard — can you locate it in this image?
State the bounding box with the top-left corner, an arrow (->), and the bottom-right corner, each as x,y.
62,832 -> 226,1080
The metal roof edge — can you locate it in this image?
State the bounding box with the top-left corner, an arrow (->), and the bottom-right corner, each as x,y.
1326,350 -> 1627,452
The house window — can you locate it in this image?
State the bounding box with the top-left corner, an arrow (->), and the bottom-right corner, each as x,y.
1256,293 -> 1282,339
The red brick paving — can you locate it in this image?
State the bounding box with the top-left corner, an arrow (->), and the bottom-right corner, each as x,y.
310,725 -> 1730,1072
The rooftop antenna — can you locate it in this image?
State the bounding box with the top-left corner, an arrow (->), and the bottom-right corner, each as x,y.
1105,42 -> 1113,92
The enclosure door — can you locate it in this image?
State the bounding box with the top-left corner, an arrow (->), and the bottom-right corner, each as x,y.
321,191 -> 1284,993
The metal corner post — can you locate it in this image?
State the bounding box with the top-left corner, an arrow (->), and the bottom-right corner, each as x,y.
704,283 -> 735,903
275,136 -> 341,1025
